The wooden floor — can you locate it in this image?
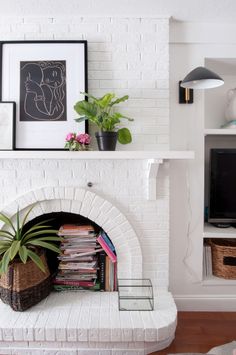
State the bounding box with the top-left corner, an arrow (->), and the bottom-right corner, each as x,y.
151,312 -> 236,355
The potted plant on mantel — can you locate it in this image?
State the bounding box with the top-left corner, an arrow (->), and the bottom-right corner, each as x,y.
74,92 -> 134,151
0,206 -> 61,311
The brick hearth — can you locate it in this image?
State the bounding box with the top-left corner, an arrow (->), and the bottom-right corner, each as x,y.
0,290 -> 176,355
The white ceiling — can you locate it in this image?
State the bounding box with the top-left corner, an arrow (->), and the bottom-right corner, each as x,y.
1,0 -> 236,22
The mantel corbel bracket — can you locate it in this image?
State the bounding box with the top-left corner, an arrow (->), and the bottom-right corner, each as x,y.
147,159 -> 163,200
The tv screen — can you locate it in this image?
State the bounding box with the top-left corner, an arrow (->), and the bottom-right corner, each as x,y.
209,149 -> 236,224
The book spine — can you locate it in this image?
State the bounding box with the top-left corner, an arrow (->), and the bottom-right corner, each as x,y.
97,236 -> 117,263
105,256 -> 110,291
206,244 -> 212,276
54,283 -> 100,292
110,261 -> 114,291
114,262 -> 117,291
53,280 -> 95,287
99,251 -> 106,291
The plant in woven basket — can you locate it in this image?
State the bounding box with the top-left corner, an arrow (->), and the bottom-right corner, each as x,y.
0,205 -> 61,275
0,206 -> 62,311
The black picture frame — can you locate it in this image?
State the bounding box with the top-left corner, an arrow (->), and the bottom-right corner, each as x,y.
0,40 -> 88,150
0,101 -> 16,150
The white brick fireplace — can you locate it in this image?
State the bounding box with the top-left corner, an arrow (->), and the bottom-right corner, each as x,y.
0,151 -> 195,354
0,14 -> 185,355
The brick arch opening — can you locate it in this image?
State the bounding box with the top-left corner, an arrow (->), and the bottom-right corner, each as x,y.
0,187 -> 142,278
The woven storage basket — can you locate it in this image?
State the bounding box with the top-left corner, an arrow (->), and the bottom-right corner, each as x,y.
210,238 -> 236,279
0,250 -> 52,311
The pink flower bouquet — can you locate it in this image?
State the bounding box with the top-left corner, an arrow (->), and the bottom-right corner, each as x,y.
65,132 -> 91,151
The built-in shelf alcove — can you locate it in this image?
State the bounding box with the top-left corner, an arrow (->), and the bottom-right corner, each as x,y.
203,57 -> 236,285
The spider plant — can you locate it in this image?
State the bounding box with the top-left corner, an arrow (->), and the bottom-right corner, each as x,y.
0,206 -> 61,274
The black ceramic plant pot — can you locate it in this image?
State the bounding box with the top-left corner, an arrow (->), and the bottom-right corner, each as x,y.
95,131 -> 118,151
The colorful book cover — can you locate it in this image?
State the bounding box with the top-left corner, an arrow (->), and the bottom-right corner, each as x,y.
97,235 -> 117,263
100,231 -> 116,252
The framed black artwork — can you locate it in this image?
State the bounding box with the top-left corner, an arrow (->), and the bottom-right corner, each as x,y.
0,41 -> 87,150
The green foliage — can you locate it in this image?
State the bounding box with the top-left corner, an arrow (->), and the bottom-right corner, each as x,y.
74,92 -> 134,144
118,128 -> 132,144
0,206 -> 61,274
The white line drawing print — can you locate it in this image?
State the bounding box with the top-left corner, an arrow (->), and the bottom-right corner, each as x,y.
20,61 -> 67,121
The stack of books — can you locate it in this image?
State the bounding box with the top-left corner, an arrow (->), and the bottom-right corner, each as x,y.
53,224 -> 102,291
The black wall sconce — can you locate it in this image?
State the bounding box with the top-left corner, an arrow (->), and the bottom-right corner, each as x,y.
179,81 -> 194,104
179,66 -> 224,104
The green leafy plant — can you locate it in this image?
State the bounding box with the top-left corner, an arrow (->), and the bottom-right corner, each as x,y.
74,92 -> 134,144
0,206 -> 61,274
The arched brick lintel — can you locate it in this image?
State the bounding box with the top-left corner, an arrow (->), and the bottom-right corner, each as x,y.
1,187 -> 142,279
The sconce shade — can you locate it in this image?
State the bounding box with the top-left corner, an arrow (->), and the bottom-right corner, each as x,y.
181,66 -> 224,89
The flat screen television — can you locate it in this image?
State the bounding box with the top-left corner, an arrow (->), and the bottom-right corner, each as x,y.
208,148 -> 236,225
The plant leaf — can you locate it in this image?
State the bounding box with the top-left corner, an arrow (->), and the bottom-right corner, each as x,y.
27,249 -> 46,273
21,204 -> 36,230
80,92 -> 98,102
22,229 -> 58,244
118,127 -> 132,144
98,93 -> 115,108
0,230 -> 14,240
74,101 -> 97,119
0,240 -> 12,247
0,247 -> 9,256
0,242 -> 11,249
0,214 -> 16,234
27,240 -> 60,253
110,95 -> 129,106
0,249 -> 11,274
15,209 -> 21,241
19,246 -> 28,264
9,240 -> 21,260
22,223 -> 55,239
74,116 -> 87,123
35,236 -> 62,242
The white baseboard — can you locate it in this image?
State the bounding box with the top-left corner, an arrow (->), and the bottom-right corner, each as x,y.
174,294 -> 236,311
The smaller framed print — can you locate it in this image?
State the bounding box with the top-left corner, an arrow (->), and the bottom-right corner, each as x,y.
0,102 -> 15,150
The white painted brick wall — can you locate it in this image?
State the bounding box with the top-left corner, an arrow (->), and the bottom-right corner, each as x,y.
0,159 -> 169,287
0,15 -> 169,151
0,16 -> 169,287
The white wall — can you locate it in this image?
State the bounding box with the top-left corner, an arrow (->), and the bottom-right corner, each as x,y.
0,16 -> 169,151
170,21 -> 236,310
1,0 -> 236,23
205,74 -> 236,128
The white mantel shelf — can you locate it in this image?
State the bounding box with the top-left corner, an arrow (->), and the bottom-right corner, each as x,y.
0,150 -> 194,160
0,150 -> 194,200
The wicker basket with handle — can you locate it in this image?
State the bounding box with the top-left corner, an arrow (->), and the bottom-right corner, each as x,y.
210,238 -> 236,279
0,250 -> 52,311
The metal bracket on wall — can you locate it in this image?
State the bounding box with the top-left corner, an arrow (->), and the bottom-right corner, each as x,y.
147,159 -> 163,200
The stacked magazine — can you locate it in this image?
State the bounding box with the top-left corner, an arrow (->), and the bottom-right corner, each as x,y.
53,224 -> 102,291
